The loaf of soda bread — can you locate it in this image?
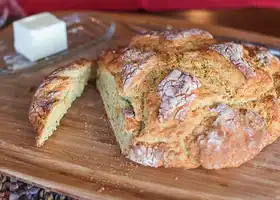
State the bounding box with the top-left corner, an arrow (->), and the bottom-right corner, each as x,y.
96,29 -> 280,169
29,59 -> 92,147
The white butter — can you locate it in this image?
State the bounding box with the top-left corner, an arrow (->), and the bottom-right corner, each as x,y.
13,12 -> 68,62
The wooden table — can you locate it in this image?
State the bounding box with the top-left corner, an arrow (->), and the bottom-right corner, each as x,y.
1,11 -> 280,200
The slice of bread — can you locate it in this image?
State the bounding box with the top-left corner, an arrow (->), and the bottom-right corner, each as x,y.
29,59 -> 92,147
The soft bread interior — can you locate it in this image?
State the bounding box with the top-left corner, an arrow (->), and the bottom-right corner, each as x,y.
96,70 -> 139,154
36,65 -> 92,147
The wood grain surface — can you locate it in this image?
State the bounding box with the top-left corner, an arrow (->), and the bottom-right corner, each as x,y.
1,11 -> 280,200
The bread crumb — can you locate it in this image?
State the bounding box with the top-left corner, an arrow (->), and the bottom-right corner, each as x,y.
110,168 -> 116,173
166,25 -> 173,30
87,103 -> 94,108
97,187 -> 105,193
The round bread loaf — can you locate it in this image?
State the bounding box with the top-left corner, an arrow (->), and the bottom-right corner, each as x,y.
97,29 -> 280,169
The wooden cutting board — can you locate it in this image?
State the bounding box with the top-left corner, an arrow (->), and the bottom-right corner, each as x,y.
1,11 -> 280,200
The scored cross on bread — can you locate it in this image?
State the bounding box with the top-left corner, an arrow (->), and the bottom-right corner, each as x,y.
29,59 -> 92,147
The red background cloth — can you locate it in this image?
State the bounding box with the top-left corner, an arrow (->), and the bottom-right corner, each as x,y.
17,0 -> 280,14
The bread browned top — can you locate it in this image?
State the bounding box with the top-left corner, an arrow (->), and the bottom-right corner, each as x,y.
98,29 -> 280,169
29,59 -> 92,146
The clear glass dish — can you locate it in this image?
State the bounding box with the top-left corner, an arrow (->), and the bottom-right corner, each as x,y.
0,13 -> 116,75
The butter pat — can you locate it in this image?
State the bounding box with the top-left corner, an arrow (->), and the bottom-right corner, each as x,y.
13,12 -> 68,62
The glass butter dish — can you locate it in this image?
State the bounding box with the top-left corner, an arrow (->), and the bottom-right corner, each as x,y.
0,13 -> 115,75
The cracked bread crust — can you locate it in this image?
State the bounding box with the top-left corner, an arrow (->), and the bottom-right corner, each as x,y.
157,69 -> 201,123
198,104 -> 268,169
97,29 -> 280,169
29,59 -> 92,147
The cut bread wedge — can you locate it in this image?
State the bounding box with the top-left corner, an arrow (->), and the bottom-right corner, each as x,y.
29,59 -> 92,147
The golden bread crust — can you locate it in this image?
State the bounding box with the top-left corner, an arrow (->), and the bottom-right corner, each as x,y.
97,29 -> 280,169
29,59 -> 92,147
